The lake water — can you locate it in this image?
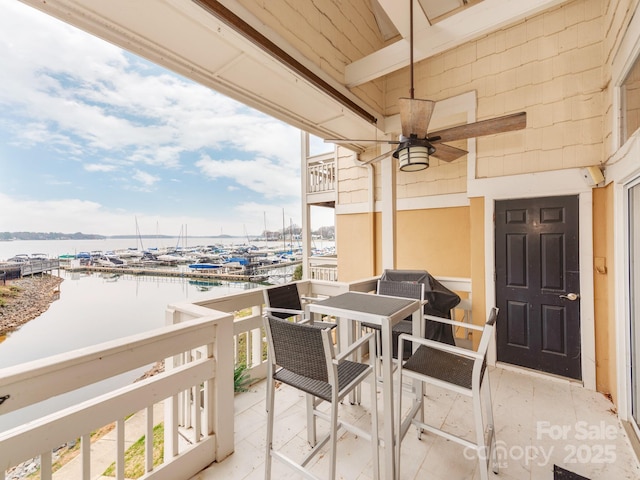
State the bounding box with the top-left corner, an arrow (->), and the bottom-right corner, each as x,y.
0,237 -> 302,431
0,236 -> 287,261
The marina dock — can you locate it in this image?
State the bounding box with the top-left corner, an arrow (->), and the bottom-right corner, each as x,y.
61,261 -> 301,283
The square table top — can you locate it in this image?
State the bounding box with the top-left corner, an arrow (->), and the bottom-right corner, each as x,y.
309,291 -> 418,321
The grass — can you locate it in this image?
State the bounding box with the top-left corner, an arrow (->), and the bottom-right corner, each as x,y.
102,423 -> 164,478
21,306 -> 258,479
0,284 -> 21,307
26,424 -> 116,479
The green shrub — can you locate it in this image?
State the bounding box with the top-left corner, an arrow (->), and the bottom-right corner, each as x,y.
234,363 -> 252,392
292,264 -> 303,281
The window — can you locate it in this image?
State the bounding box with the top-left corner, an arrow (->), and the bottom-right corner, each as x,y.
621,57 -> 640,143
629,182 -> 640,433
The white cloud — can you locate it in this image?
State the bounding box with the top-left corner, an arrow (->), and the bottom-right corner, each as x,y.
0,3 -> 301,173
84,163 -> 117,172
196,156 -> 300,199
132,169 -> 160,187
0,3 -> 323,237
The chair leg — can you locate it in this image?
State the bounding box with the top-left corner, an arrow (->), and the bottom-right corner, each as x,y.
265,375 -> 276,480
370,374 -> 380,480
328,395 -> 339,480
471,391 -> 489,480
482,377 -> 499,474
306,393 -> 317,446
395,367 -> 403,480
472,384 -> 489,480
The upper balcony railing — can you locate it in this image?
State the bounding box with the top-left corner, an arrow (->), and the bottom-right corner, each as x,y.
307,152 -> 336,205
0,276 -> 470,480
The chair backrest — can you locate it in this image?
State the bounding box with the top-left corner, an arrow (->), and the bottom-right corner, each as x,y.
477,307 -> 498,354
264,315 -> 329,382
264,283 -> 303,319
376,279 -> 424,302
473,307 -> 499,382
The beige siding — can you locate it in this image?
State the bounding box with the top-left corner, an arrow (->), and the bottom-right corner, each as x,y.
337,149 -> 370,204
383,0 -> 606,184
238,0 -> 387,112
332,0 -> 635,400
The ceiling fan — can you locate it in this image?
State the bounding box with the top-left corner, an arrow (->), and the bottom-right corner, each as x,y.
325,0 -> 526,172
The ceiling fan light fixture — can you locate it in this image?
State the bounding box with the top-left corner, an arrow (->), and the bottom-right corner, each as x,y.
397,145 -> 430,171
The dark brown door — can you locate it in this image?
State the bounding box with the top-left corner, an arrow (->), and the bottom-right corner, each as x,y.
495,196 -> 581,380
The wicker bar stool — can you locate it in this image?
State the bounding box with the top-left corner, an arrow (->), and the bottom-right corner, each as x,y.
263,314 -> 379,480
395,307 -> 500,480
263,282 -> 337,330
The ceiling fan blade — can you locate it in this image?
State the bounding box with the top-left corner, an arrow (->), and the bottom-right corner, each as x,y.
432,143 -> 468,162
324,138 -> 400,145
428,112 -> 526,144
399,98 -> 435,138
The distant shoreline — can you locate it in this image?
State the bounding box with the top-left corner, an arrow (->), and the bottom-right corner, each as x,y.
0,233 -> 245,241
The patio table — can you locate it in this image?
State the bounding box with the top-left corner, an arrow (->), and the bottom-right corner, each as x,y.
308,291 -> 421,480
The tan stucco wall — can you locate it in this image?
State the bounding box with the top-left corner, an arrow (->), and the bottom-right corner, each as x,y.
335,212 -> 376,282
593,184 -> 617,401
394,207 -> 471,277
339,206 -> 471,280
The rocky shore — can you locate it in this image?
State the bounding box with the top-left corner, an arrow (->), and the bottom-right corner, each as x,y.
0,274 -> 64,337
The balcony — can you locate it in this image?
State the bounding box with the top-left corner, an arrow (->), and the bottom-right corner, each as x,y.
306,152 -> 335,207
1,278 -> 639,480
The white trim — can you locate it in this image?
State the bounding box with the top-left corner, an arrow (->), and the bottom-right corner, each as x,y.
609,1 -> 640,425
336,193 -> 470,215
608,130 -> 640,183
579,190 -> 596,390
396,193 -> 470,210
612,146 -> 640,424
611,2 -> 640,152
336,202 -> 371,215
617,178 -> 632,422
483,171 -> 597,388
345,0 -> 571,87
381,149 -> 396,269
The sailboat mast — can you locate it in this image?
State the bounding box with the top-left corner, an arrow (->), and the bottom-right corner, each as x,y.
264,211 -> 268,248
135,216 -> 144,251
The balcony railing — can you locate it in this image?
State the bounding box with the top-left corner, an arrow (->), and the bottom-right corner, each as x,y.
309,254 -> 338,281
0,276 -> 469,480
307,155 -> 335,194
0,279 -> 374,479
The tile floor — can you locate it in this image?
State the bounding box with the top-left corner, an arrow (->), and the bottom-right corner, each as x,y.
189,366 -> 640,480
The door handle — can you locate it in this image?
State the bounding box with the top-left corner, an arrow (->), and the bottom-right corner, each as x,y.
559,293 -> 580,301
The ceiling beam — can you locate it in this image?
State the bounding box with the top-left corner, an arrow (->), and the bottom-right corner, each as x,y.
195,0 -> 378,125
346,0 -> 571,87
376,0 -> 431,39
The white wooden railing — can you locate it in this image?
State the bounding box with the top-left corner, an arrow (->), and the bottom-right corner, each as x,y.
307,156 -> 336,194
309,255 -> 338,281
0,312 -> 234,480
0,276 -> 470,480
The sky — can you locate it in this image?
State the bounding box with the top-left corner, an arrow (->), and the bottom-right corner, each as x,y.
0,2 -> 334,237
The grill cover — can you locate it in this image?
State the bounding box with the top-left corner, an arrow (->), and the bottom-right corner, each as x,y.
381,269 -> 461,345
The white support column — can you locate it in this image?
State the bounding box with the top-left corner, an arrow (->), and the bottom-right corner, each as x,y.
301,131 -> 311,279
381,153 -> 396,270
